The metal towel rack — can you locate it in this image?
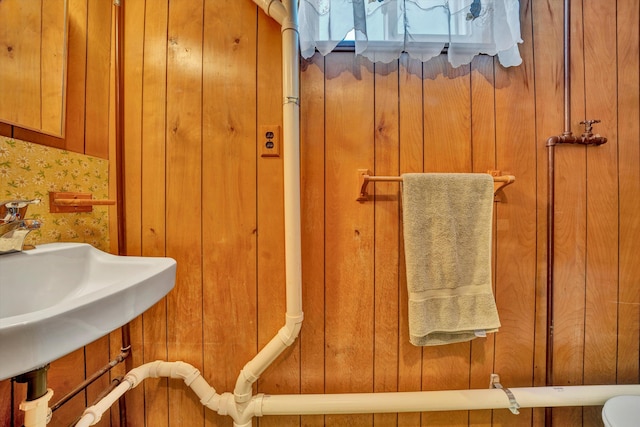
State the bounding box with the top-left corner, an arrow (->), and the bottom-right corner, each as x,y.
356,169 -> 516,202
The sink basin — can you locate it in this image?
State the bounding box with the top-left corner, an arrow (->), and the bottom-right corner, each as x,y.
0,243 -> 176,380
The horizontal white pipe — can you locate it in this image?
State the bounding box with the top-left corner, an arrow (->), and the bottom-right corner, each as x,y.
71,360 -> 640,426
258,385 -> 640,416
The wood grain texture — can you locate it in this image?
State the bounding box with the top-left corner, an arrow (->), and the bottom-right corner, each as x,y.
41,0 -> 67,136
140,1 -> 170,425
324,53 -> 375,427
63,0 -> 89,154
84,0 -> 111,158
616,0 -> 640,386
397,54 -> 424,427
201,2 -> 258,427
0,0 -> 42,132
373,60 -> 400,427
2,1 -> 639,426
300,52 -> 327,427
166,0 -> 204,425
582,0 -> 619,424
492,1 -> 537,426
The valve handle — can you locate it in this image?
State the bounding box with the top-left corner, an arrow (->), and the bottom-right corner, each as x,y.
579,119 -> 601,134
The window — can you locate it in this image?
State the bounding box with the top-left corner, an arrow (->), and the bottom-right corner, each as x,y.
299,0 -> 522,67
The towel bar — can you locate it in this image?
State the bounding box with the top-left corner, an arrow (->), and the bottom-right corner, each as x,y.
357,169 -> 515,202
49,192 -> 116,213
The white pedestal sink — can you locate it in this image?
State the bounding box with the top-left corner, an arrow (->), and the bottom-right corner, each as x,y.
0,243 -> 176,380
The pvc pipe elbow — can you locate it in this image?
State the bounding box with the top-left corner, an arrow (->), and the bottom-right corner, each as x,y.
234,369 -> 258,403
279,313 -> 303,346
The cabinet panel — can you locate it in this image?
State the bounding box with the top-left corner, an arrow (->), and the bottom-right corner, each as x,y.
0,0 -> 67,137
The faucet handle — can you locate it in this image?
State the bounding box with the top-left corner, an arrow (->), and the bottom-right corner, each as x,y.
579,119 -> 601,136
2,198 -> 41,209
1,198 -> 41,222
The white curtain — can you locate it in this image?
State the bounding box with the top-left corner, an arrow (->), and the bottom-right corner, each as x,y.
298,0 -> 523,67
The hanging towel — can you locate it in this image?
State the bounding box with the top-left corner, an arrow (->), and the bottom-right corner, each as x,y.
401,173 -> 500,346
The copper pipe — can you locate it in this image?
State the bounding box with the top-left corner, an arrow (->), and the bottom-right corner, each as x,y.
50,346 -> 131,412
545,1 -> 607,425
114,0 -> 126,257
544,0 -> 571,424
114,1 -> 130,425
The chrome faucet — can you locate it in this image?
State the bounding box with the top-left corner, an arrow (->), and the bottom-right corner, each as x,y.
0,199 -> 42,254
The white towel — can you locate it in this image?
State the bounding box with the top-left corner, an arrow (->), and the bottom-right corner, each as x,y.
401,173 -> 500,346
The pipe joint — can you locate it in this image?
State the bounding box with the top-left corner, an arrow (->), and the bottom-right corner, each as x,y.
216,392 -> 262,426
177,363 -> 202,386
217,392 -> 235,416
281,17 -> 299,34
278,313 -> 304,346
234,369 -> 258,403
255,0 -> 287,25
546,136 -> 558,147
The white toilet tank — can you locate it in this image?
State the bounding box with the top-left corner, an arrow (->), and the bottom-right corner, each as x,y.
602,395 -> 640,427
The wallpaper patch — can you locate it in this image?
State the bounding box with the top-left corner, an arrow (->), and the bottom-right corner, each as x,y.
0,136 -> 110,251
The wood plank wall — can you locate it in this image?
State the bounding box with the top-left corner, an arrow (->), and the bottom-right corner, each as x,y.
1,0 -> 639,426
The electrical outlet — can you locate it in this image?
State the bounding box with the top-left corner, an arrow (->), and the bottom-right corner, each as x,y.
259,125 -> 281,158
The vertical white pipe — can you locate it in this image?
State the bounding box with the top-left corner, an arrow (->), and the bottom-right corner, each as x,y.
234,0 -> 303,404
280,0 -> 303,320
19,389 -> 53,427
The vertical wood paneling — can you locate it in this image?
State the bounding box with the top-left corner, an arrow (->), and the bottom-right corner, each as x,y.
84,0 -> 112,158
202,3 -> 257,427
373,60 -> 400,427
397,55 -> 423,427
47,349 -> 87,426
324,53 -> 375,427
492,1 -> 537,426
63,0 -> 89,154
140,1 -> 170,425
166,0 -> 204,425
0,377 -> 8,426
554,2 -> 588,426
616,0 -> 640,385
0,0 -> 41,130
300,53 -> 326,427
41,0 -> 67,135
3,1 -> 640,426
582,0 -> 619,424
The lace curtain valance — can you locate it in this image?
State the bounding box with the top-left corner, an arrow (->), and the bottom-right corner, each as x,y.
299,0 -> 523,67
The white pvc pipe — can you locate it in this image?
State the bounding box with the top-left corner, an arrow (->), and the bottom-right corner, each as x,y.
253,0 -> 287,26
258,385 -> 640,416
74,361 -> 231,426
233,0 -> 304,405
20,389 -> 53,427
72,360 -> 640,425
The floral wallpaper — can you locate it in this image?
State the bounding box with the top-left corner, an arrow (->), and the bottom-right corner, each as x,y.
0,136 -> 110,251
